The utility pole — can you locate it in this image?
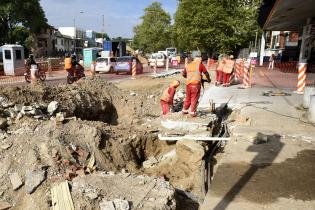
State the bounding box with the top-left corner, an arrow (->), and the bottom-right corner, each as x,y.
73,17 -> 76,54
254,31 -> 258,52
102,14 -> 105,41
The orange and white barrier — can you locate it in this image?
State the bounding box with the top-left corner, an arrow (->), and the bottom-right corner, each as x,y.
90,62 -> 96,77
296,63 -> 307,94
235,59 -> 242,80
241,62 -> 250,88
131,62 -> 137,79
153,59 -> 157,74
30,65 -> 38,85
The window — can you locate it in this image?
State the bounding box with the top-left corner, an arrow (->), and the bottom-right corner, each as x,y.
15,50 -> 22,60
45,41 -> 48,47
4,50 -> 11,60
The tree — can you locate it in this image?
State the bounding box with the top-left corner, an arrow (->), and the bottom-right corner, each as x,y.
133,2 -> 172,53
0,0 -> 47,45
174,0 -> 260,55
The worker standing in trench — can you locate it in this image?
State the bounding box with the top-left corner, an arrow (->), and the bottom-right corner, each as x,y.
182,56 -> 211,117
160,80 -> 181,117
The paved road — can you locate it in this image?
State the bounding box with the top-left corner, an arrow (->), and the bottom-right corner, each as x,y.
0,65 -> 184,87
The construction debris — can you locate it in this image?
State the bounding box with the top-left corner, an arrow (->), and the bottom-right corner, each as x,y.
263,90 -> 291,96
25,169 -> 46,194
51,181 -> 75,210
0,201 -> 11,210
9,172 -> 23,190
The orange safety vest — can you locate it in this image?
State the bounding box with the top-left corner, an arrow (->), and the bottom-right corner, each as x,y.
64,57 -> 72,70
160,87 -> 170,102
186,61 -> 202,85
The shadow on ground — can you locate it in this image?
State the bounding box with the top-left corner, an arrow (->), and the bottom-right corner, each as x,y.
210,133 -> 315,210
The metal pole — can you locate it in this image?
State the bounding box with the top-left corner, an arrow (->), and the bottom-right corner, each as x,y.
254,31 -> 258,52
102,14 -> 104,41
73,17 -> 76,54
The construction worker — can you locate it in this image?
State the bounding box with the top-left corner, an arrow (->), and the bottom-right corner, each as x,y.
215,57 -> 225,86
160,80 -> 181,116
182,56 -> 211,117
222,55 -> 235,87
64,53 -> 74,76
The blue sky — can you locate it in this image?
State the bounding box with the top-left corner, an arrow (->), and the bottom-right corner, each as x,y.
40,0 -> 178,38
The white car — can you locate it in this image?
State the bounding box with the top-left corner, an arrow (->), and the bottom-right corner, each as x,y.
149,53 -> 167,68
95,57 -> 116,73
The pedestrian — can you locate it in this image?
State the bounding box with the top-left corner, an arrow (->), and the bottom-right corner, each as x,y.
160,80 -> 181,116
222,55 -> 235,87
268,54 -> 275,70
182,56 -> 211,117
215,56 -> 224,86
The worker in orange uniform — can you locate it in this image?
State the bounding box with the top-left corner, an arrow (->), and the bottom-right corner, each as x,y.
182,56 -> 211,117
222,55 -> 235,87
160,80 -> 181,116
215,58 -> 225,86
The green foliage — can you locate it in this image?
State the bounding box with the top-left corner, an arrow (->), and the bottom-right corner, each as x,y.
95,32 -> 110,40
174,0 -> 260,55
0,0 -> 47,45
133,2 -> 172,53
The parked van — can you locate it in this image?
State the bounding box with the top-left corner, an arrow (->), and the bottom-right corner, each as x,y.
149,53 -> 167,68
95,57 -> 116,73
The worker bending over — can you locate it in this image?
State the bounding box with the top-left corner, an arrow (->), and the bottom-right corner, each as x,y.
160,80 -> 181,116
182,56 -> 211,117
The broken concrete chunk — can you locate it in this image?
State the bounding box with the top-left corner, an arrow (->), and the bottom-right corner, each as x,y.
85,192 -> 98,200
143,156 -> 158,169
0,118 -> 7,130
1,142 -> 12,150
129,92 -> 137,96
25,169 -> 46,194
14,104 -> 23,112
21,106 -> 33,115
0,201 -> 12,210
47,101 -> 59,115
55,112 -> 65,122
9,172 -> 23,190
113,199 -> 130,210
100,200 -> 115,210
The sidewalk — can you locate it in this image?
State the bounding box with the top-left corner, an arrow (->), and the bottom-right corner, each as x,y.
200,67 -> 315,210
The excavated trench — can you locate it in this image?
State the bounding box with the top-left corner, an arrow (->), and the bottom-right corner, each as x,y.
0,79 -> 232,210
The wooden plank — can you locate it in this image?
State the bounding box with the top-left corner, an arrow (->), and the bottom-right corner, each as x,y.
51,181 -> 74,210
158,134 -> 230,141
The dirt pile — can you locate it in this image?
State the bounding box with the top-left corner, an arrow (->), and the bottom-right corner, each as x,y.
0,79 -> 179,209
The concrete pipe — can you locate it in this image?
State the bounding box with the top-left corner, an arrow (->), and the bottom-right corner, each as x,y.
309,95 -> 315,123
303,87 -> 315,108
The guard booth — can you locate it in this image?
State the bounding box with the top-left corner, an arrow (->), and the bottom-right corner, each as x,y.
83,48 -> 98,69
1,45 -> 25,76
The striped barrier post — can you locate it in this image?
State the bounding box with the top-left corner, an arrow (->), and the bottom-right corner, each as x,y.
153,59 -> 157,74
90,62 -> 96,77
235,59 -> 241,80
241,62 -> 250,88
30,65 -> 38,85
296,63 -> 307,94
131,60 -> 137,79
240,60 -> 244,78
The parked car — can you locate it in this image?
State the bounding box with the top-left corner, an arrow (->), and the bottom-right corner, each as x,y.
148,53 -> 167,68
95,57 -> 116,73
114,56 -> 143,74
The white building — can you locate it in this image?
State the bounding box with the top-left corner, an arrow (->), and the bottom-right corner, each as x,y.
58,27 -> 87,53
